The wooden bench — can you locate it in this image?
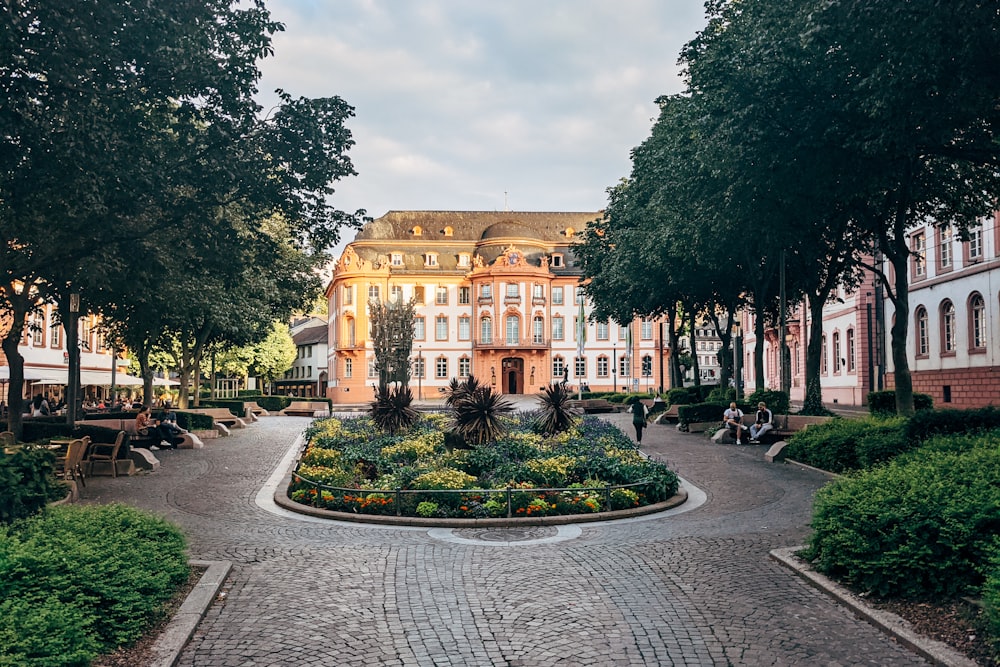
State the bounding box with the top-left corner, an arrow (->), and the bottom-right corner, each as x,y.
279,401 -> 331,417
655,404 -> 681,424
712,413 -> 833,446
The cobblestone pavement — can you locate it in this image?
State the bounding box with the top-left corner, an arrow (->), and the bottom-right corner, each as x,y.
81,413 -> 928,666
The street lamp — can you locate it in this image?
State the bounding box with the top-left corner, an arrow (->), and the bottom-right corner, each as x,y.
612,344 -> 617,393
66,293 -> 80,425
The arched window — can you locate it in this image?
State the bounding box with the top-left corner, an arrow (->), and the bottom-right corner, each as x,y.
832,332 -> 841,372
480,316 -> 493,344
346,317 -> 356,347
533,316 -> 544,344
970,293 -> 987,349
940,300 -> 955,353
505,315 -> 520,345
915,306 -> 928,357
821,335 -> 828,374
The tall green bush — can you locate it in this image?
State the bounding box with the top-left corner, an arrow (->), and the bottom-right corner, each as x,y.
983,549 -> 1000,653
803,435 -> 1000,599
0,446 -> 65,524
744,389 -> 789,415
0,504 -> 189,664
782,418 -> 894,473
666,388 -> 694,405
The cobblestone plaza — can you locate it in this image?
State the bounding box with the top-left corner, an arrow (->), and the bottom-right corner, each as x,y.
81,412 -> 929,666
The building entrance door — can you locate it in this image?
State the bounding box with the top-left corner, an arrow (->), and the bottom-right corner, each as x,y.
502,357 -> 523,394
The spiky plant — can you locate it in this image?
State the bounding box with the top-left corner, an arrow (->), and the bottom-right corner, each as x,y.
450,383 -> 513,446
444,374 -> 481,407
536,383 -> 579,435
371,385 -> 419,434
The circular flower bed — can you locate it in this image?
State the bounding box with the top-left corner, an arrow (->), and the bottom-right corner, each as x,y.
288,412 -> 679,519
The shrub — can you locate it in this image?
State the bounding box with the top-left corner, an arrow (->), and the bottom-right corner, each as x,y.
666,388 -> 694,406
690,384 -> 718,402
868,390 -> 933,417
416,501 -> 438,517
0,446 -> 65,524
705,386 -> 735,403
411,468 -> 477,490
904,406 -> 1000,444
744,389 -> 789,415
450,381 -> 513,445
535,383 -> 578,435
0,504 -> 189,663
371,386 -> 419,434
983,549 -> 1000,653
782,418 -> 882,473
853,418 -> 911,468
803,436 -> 1000,598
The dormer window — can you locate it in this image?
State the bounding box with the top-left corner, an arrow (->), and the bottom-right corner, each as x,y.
390,253 -> 403,266
551,254 -> 564,268
443,226 -> 454,237
411,225 -> 422,236
564,227 -> 575,238
457,253 -> 471,267
425,252 -> 438,267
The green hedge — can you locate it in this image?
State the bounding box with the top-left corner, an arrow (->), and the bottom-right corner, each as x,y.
744,389 -> 789,415
0,447 -> 65,524
174,412 -> 217,431
666,388 -> 694,406
0,504 -> 190,665
984,553 -> 1000,652
868,390 -> 934,416
198,400 -> 244,416
782,418 -> 901,473
677,401 -> 755,425
904,406 -> 1000,444
802,432 -> 1000,599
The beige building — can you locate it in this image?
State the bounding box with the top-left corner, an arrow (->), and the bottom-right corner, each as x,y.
324,211 -> 671,404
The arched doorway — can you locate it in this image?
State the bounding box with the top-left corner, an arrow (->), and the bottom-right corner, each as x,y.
502,357 -> 524,394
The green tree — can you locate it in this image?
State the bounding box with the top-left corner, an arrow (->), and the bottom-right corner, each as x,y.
250,322 -> 297,393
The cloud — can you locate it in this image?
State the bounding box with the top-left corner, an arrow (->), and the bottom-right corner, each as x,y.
257,0 -> 707,221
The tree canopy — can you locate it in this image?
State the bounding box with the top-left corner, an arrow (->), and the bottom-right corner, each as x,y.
581,0 -> 1000,414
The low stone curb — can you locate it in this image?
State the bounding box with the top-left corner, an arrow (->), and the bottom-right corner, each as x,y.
770,547 -> 978,667
147,559 -> 232,667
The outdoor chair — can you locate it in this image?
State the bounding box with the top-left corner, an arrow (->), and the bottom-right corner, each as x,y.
55,437 -> 90,488
84,431 -> 126,478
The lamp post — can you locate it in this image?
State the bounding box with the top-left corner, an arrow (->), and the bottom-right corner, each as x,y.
612,344 -> 617,393
866,292 -> 874,402
66,293 -> 80,425
733,322 -> 743,401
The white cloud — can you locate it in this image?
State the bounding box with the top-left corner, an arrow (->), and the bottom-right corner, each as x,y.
257,0 -> 707,223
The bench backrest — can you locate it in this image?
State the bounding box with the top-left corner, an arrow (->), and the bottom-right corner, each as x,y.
286,401 -> 328,410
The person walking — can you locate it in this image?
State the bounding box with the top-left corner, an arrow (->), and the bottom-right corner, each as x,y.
628,397 -> 649,444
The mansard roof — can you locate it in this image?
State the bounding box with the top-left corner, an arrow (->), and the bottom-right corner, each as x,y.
354,210 -> 600,243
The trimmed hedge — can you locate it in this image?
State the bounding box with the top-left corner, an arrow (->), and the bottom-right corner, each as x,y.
868,390 -> 934,416
904,406 -> 1000,444
677,401 -> 755,426
666,388 -> 694,406
782,418 -> 901,474
802,432 -> 1000,599
0,504 -> 190,665
744,389 -> 789,415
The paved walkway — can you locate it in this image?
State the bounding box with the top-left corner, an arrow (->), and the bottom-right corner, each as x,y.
80,410 -> 929,666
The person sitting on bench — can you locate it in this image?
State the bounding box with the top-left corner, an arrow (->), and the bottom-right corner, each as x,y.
723,401 -> 747,445
749,401 -> 773,443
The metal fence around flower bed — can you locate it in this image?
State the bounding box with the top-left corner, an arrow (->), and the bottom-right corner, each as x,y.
288,474 -> 659,519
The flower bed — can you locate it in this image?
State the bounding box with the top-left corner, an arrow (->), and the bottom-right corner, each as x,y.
288,413 -> 679,519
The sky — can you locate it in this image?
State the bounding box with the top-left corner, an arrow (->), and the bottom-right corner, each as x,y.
255,1 -> 709,243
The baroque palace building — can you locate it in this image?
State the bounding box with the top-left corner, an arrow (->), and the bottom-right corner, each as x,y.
324,211 -> 672,404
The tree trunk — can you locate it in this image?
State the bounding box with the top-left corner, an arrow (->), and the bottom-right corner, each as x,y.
801,294 -> 827,414
1,326 -> 26,441
667,303 -> 683,388
1,282 -> 35,440
889,251 -> 914,416
689,308 -> 701,387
